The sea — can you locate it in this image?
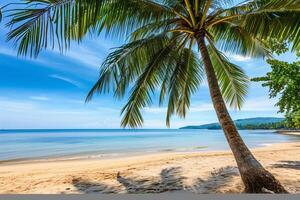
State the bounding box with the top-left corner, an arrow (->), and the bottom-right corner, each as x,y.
0,129 -> 299,161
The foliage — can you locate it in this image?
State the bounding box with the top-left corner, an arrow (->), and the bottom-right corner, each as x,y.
253,58 -> 300,128
181,117 -> 286,130
3,0 -> 300,127
252,38 -> 300,129
264,38 -> 289,55
197,121 -> 286,130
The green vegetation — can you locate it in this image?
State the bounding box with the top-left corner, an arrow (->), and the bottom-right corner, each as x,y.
181,117 -> 285,130
252,41 -> 300,129
3,0 -> 300,193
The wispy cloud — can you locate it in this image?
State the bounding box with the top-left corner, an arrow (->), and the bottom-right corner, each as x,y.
241,97 -> 278,111
0,47 -> 16,57
0,99 -> 37,112
49,74 -> 84,88
144,96 -> 278,115
144,107 -> 166,114
48,38 -> 114,69
0,46 -> 51,66
29,96 -> 49,101
190,97 -> 278,112
0,98 -> 120,129
143,103 -> 214,115
62,46 -> 103,69
227,54 -> 251,62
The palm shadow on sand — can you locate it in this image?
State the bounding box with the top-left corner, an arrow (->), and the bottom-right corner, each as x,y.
272,160 -> 300,170
72,166 -> 239,194
72,178 -> 118,193
187,166 -> 239,193
116,167 -> 184,193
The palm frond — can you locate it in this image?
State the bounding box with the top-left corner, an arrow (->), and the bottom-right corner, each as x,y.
166,47 -> 203,126
211,0 -> 300,52
120,39 -> 178,127
100,0 -> 175,39
86,34 -> 171,102
130,19 -> 178,41
207,40 -> 249,109
209,21 -> 271,58
5,0 -> 176,57
241,12 -> 300,51
6,0 -> 105,57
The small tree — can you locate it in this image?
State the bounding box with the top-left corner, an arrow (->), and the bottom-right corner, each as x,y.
252,41 -> 300,129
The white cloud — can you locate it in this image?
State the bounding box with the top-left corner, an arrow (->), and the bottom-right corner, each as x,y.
0,46 -> 51,66
29,96 -> 49,101
49,74 -> 84,88
0,93 -> 280,129
0,47 -> 16,57
0,99 -> 37,112
144,96 -> 278,116
190,97 -> 278,112
190,103 -> 214,112
47,38 -> 112,69
144,107 -> 166,114
62,46 -> 103,69
241,97 -> 278,111
143,103 -> 214,115
228,54 -> 251,62
0,99 -> 120,129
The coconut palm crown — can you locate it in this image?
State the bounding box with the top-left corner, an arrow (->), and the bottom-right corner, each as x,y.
3,0 -> 300,193
4,0 -> 300,127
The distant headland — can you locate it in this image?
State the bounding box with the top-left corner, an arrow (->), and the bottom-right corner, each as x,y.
180,117 -> 285,130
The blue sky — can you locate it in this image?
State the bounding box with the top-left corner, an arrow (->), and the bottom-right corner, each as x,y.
0,1 -> 293,129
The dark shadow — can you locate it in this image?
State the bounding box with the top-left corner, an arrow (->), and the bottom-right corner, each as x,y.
72,166 -> 240,194
72,178 -> 118,193
71,167 -> 184,194
187,166 -> 239,193
272,160 -> 300,170
116,167 -> 184,193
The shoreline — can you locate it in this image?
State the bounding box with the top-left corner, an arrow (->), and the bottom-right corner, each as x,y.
0,142 -> 299,194
0,140 -> 294,165
0,146 -> 210,165
277,130 -> 300,136
2,129 -> 299,165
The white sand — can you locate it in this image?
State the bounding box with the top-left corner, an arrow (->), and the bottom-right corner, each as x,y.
0,142 -> 299,194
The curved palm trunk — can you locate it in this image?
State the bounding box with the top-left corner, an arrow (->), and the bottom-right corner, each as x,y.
196,34 -> 287,193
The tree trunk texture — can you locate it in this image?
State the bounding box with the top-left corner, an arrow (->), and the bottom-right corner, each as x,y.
196,33 -> 287,193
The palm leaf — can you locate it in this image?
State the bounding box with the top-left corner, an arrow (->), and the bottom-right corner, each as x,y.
120,39 -> 178,127
207,40 -> 249,109
86,34 -> 171,101
211,0 -> 300,52
166,47 -> 203,126
6,0 -> 105,57
5,0 -> 175,57
209,21 -> 271,58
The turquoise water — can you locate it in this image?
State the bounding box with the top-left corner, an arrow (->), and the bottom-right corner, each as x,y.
0,129 -> 299,161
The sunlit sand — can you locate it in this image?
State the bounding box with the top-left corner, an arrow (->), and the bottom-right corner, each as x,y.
0,142 -> 299,194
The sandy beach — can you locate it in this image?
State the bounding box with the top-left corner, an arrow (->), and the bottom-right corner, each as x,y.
277,130 -> 300,136
0,142 -> 299,194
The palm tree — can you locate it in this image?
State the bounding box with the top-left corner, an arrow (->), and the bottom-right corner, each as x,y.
4,0 -> 300,193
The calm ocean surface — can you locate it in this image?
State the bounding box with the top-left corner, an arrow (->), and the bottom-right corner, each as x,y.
0,129 -> 299,161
